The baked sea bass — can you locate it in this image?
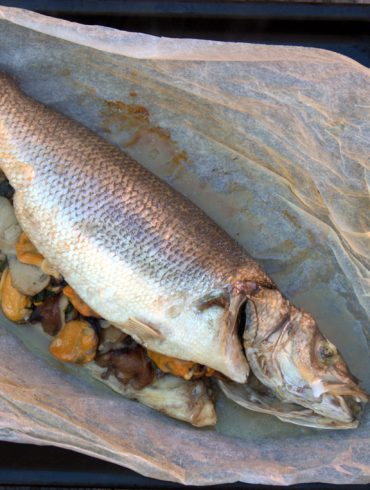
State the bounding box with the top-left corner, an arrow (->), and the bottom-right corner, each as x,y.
0,71 -> 367,429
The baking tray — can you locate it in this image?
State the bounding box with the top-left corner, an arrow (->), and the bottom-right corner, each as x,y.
0,1 -> 369,488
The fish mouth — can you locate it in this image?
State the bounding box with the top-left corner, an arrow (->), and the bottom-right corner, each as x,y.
288,390 -> 368,427
319,382 -> 369,400
291,383 -> 369,426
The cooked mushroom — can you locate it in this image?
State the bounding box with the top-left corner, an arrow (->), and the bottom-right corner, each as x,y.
89,365 -> 217,427
0,253 -> 7,273
98,325 -> 128,354
47,276 -> 67,294
95,344 -> 154,390
64,301 -> 78,322
0,197 -> 21,254
30,293 -> 68,336
8,256 -> 50,296
0,178 -> 14,200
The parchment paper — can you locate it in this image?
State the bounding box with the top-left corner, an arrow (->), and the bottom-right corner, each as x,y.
0,7 -> 369,485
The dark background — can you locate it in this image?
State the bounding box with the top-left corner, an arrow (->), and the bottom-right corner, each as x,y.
0,1 -> 369,488
0,441 -> 369,489
1,0 -> 370,66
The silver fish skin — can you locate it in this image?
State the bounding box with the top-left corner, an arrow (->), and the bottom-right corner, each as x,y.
0,72 -> 273,382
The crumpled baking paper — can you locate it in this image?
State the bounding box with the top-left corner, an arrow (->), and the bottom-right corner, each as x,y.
0,6 -> 369,486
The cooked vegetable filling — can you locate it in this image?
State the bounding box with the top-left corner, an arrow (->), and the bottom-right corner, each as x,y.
16,231 -> 45,267
0,186 -> 215,391
147,350 -> 215,380
63,285 -> 100,318
0,267 -> 31,322
49,319 -> 98,364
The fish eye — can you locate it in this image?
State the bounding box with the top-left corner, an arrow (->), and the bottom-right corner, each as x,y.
318,341 -> 338,366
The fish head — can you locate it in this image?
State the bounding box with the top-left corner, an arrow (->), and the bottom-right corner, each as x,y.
243,288 -> 368,428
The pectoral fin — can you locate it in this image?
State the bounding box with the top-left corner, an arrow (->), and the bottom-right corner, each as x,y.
115,317 -> 165,344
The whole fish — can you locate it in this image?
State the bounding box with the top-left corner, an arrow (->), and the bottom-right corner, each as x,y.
0,71 -> 367,428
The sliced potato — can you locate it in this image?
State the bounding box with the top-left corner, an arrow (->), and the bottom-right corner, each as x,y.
8,256 -> 50,296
